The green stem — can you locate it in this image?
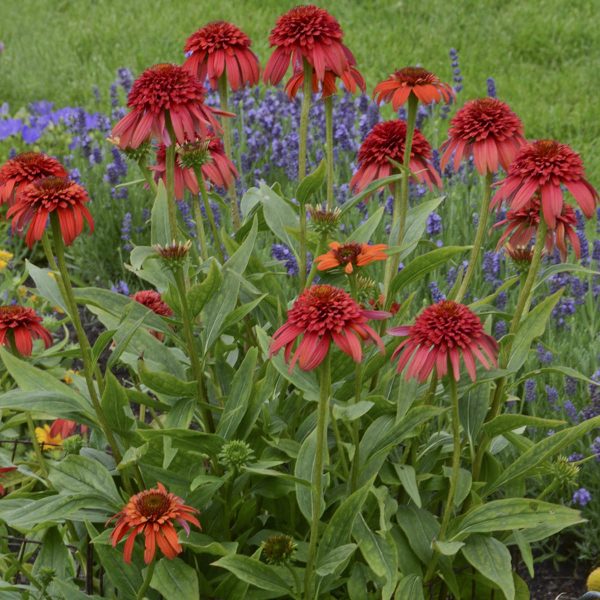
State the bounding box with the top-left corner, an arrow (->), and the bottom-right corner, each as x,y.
299,204 -> 307,291
195,166 -> 224,262
454,171 -> 493,303
190,193 -> 209,261
136,560 -> 155,600
173,268 -> 215,433
137,156 -> 157,194
165,139 -> 179,241
50,215 -> 125,467
304,354 -> 331,599
325,95 -> 334,209
218,75 -> 241,231
350,362 -> 363,492
424,375 -> 461,583
330,404 -> 349,478
298,60 -> 313,180
26,413 -> 48,481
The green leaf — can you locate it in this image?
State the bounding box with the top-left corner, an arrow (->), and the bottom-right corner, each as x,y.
332,400 -> 374,421
536,262 -> 600,289
432,540 -> 465,556
459,384 -> 490,455
294,430 -> 319,521
515,365 -> 600,388
0,390 -> 96,424
182,532 -> 238,557
150,558 -> 199,600
399,196 -> 445,260
389,246 -> 470,298
316,544 -> 357,577
151,180 -> 170,246
507,289 -> 563,372
394,464 -> 421,508
394,574 -> 424,600
257,183 -> 300,253
462,535 -> 515,600
137,429 -> 224,457
449,498 -> 585,539
137,359 -> 196,399
513,529 -> 534,578
347,207 -> 385,243
101,372 -> 135,434
484,416 -> 600,495
396,505 -> 439,563
340,174 -> 404,215
212,555 -> 292,595
221,294 -> 267,331
483,414 -> 566,438
296,159 -> 326,205
33,527 -> 75,580
26,261 -> 67,312
189,259 -> 222,318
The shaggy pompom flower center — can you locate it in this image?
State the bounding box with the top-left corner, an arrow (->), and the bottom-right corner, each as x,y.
449,98 -> 523,141
287,285 -> 363,333
186,21 -> 251,51
269,5 -> 343,47
22,176 -> 87,210
410,301 -> 485,349
134,490 -> 171,519
391,67 -> 440,86
0,306 -> 31,321
513,139 -> 584,182
127,64 -> 206,112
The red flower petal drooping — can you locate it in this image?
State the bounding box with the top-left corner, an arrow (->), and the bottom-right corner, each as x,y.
351,120 -> 442,193
270,284 -> 389,371
494,196 -> 580,262
131,290 -> 173,317
152,136 -> 238,200
0,152 -> 67,206
111,64 -> 231,149
491,140 -> 599,229
440,98 -> 526,175
109,482 -> 200,564
389,300 -> 498,382
284,64 -> 365,99
7,176 -> 94,247
183,21 -> 260,91
373,67 -> 454,110
263,5 -> 357,87
0,306 -> 53,356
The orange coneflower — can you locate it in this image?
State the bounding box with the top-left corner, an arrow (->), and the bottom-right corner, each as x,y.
270,285 -> 389,371
109,482 -> 200,564
0,152 -> 67,206
440,98 -> 526,175
315,242 -> 388,274
111,64 -> 231,149
389,300 -> 498,382
0,306 -> 52,356
373,67 -> 454,110
183,21 -> 260,91
7,176 -> 94,247
491,140 -> 598,229
351,120 -> 441,193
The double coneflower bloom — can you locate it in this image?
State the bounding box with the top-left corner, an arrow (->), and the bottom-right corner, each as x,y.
0,306 -> 52,356
315,242 -> 388,274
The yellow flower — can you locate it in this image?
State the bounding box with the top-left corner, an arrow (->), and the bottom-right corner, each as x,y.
62,369 -> 77,385
0,250 -> 13,271
17,286 -> 28,297
34,425 -> 63,450
588,567 -> 600,592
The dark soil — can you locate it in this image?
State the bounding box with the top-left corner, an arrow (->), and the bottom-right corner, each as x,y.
519,560 -> 588,599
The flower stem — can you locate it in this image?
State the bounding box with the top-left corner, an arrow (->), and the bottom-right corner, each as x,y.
218,75 -> 241,231
299,204 -> 308,291
298,60 -> 313,180
190,193 -> 209,261
136,560 -> 155,600
173,268 -> 215,433
454,171 -> 493,303
350,362 -> 363,492
194,166 -> 224,263
424,375 -> 461,583
49,215 -> 124,467
325,95 -> 334,209
304,353 -> 331,599
165,140 -> 179,241
26,413 -> 48,481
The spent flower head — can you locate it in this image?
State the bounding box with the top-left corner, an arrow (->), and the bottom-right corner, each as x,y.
262,534 -> 296,565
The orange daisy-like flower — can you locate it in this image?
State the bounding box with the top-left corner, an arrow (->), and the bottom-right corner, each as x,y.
183,21 -> 260,91
152,136 -> 238,200
315,242 -> 388,274
440,98 -> 526,175
284,64 -> 365,99
389,300 -> 498,382
0,152 -> 67,206
270,284 -> 389,371
494,196 -> 580,262
373,67 -> 454,110
110,482 -> 200,564
7,176 -> 94,247
35,424 -> 63,449
350,120 -> 441,193
0,306 -> 52,356
491,140 -> 599,229
263,5 -> 357,87
111,64 -> 231,149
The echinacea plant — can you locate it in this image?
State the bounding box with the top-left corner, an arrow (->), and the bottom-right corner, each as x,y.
0,5 -> 599,600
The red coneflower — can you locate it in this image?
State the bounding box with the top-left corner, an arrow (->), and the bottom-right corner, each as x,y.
491,140 -> 599,229
269,284 -> 389,371
315,242 -> 388,274
183,21 -> 260,91
440,98 -> 526,175
109,482 -> 200,564
0,466 -> 17,496
494,196 -> 580,261
350,120 -> 441,193
389,300 -> 498,382
111,63 -> 231,149
152,137 -> 238,200
373,67 -> 454,110
284,64 -> 365,99
7,176 -> 93,247
131,290 -> 173,317
0,152 -> 67,206
0,306 -> 52,356
49,418 -> 88,439
263,5 -> 356,86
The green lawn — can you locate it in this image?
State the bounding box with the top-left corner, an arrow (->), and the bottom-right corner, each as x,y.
2,0 -> 599,174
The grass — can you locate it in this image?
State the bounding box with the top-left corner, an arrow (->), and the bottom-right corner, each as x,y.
1,0 -> 600,175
